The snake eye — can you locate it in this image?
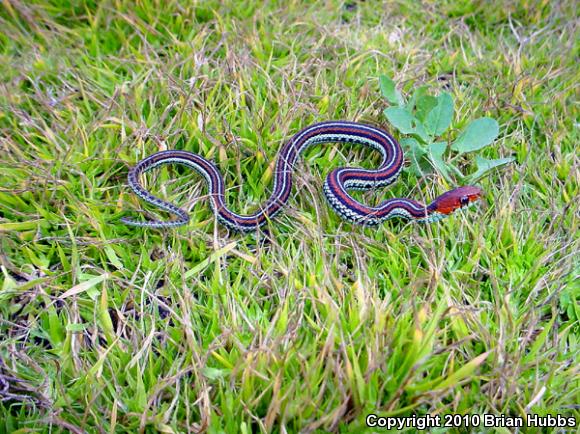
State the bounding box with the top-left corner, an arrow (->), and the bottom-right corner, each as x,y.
460,196 -> 469,207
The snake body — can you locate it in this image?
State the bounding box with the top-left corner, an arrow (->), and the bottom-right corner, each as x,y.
122,121 -> 482,231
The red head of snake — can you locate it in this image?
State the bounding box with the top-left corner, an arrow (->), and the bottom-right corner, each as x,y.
428,186 -> 484,216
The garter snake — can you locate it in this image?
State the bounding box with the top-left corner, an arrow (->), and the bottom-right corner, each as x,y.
122,121 -> 483,231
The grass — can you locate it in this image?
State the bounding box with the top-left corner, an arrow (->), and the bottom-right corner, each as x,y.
0,0 -> 578,432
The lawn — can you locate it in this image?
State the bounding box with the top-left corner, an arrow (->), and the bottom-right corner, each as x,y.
0,0 -> 578,432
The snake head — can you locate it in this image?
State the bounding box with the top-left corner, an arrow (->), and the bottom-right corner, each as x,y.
429,186 -> 484,215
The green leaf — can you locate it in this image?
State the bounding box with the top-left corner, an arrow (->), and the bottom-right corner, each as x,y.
406,85 -> 429,112
401,138 -> 431,176
523,316 -> 556,364
559,279 -> 579,323
59,273 -> 111,299
428,142 -> 451,181
383,107 -> 415,133
99,286 -> 115,345
47,306 -> 64,346
467,156 -> 515,182
384,108 -> 430,143
184,241 -> 238,278
451,117 -> 500,153
379,75 -> 404,105
104,245 -> 123,269
66,323 -> 88,332
0,219 -> 48,232
433,352 -> 490,391
411,121 -> 431,143
202,367 -> 228,380
1,267 -> 17,291
415,95 -> 438,122
425,92 -> 454,136
134,368 -> 147,412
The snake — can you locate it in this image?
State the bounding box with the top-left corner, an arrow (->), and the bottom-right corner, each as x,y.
122,121 -> 483,231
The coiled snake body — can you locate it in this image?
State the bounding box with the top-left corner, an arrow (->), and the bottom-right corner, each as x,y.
122,121 -> 482,231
